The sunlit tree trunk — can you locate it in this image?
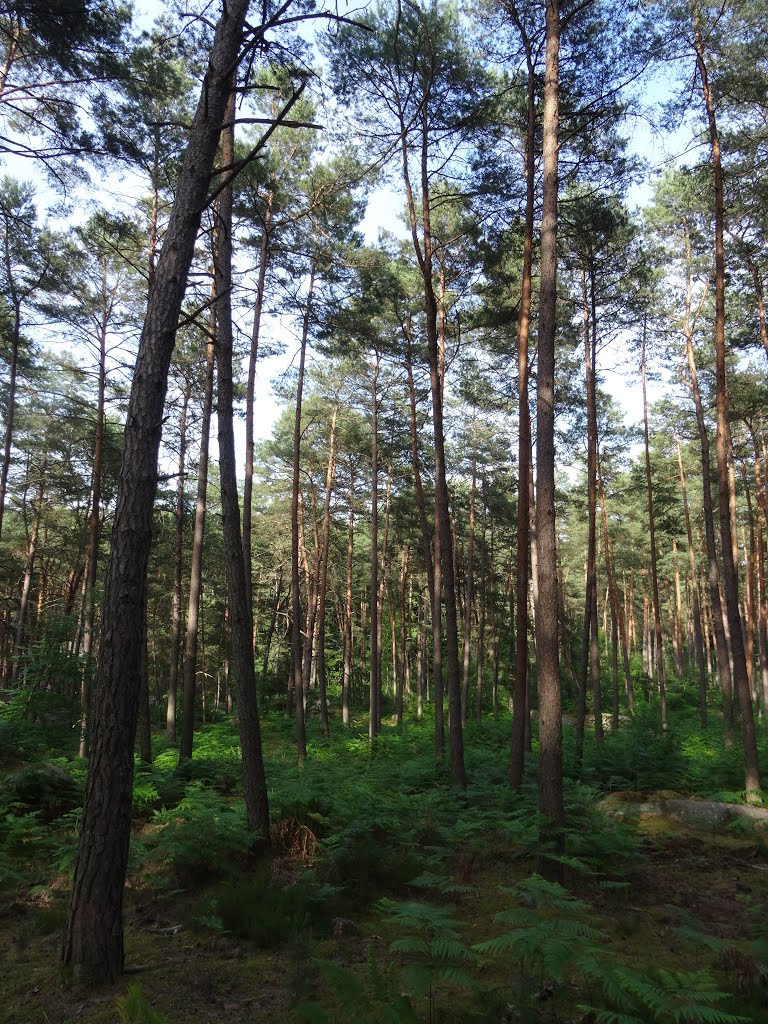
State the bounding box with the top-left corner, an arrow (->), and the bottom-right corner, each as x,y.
536,0 -> 564,871
694,9 -> 760,798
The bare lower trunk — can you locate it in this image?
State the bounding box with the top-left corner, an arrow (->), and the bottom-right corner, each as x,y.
642,328 -> 667,730
676,435 -> 708,728
509,28 -> 534,789
536,0 -> 564,873
694,12 -> 760,798
214,90 -> 270,836
166,382 -> 190,742
179,324 -> 215,763
315,406 -> 337,739
11,453 -> 47,683
461,418 -> 476,723
292,273 -> 314,762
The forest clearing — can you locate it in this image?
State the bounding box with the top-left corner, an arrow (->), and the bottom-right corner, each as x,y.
1,0 -> 768,1019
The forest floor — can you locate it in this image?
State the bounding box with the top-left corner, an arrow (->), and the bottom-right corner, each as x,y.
2,704 -> 768,1023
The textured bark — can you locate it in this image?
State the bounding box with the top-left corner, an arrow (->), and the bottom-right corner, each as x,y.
536,0 -> 564,870
62,1 -> 256,980
694,10 -> 761,798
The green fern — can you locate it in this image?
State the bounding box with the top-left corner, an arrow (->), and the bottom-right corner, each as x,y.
116,983 -> 170,1024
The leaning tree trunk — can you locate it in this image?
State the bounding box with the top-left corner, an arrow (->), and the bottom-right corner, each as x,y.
62,2 -> 258,981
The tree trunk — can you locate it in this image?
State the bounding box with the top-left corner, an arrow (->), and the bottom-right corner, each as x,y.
694,11 -> 761,799
0,281 -> 20,543
11,450 -> 47,683
641,327 -> 668,730
62,1 -> 255,981
292,271 -> 314,762
243,194 -> 273,613
78,304 -> 108,757
179,318 -> 215,764
166,379 -> 190,743
597,452 -> 634,712
536,0 -> 564,873
676,435 -> 708,728
396,546 -> 409,724
399,71 -> 464,786
369,352 -> 379,740
461,416 -> 476,724
315,406 -> 337,739
508,0 -> 535,797
214,88 -> 270,837
343,469 -> 355,727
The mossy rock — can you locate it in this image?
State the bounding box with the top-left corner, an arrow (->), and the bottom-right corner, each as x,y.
5,763 -> 81,821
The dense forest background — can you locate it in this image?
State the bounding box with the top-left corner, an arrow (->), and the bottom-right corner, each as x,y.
2,0 -> 768,1021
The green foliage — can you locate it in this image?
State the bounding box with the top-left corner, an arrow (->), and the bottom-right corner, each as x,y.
378,897 -> 478,999
573,706 -> 764,800
116,983 -> 170,1024
581,966 -> 751,1024
192,867 -> 338,948
296,952 -> 419,1024
130,784 -> 255,886
476,875 -> 749,1024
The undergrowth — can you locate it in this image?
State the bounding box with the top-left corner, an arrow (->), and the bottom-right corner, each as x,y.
1,703 -> 767,1023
